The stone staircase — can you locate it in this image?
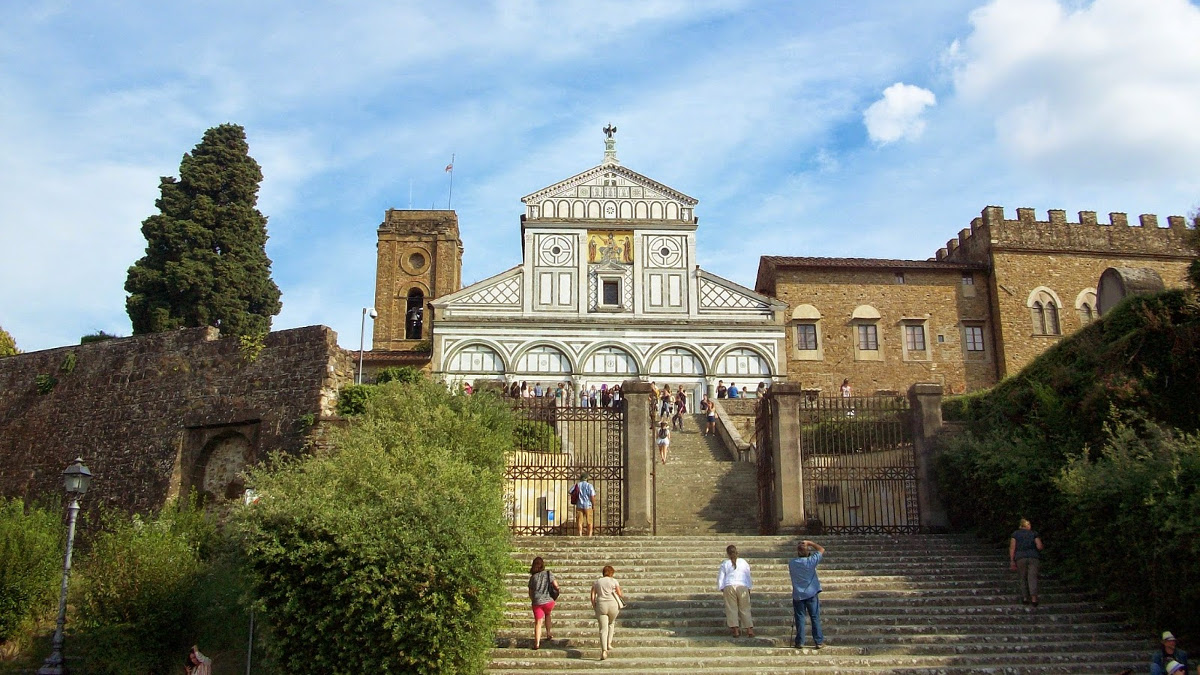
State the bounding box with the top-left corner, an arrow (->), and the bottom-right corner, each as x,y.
654,413 -> 757,535
490,535 -> 1147,674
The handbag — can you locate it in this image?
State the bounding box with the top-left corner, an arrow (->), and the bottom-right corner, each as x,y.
547,571 -> 560,600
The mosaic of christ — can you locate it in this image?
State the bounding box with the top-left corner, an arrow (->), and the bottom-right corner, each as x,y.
587,230 -> 633,264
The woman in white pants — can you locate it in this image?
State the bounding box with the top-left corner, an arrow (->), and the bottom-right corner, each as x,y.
717,544 -> 754,637
590,565 -> 625,661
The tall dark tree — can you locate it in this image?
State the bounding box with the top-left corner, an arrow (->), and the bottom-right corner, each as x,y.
126,124 -> 282,337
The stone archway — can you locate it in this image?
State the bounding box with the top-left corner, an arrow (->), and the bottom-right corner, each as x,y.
199,431 -> 251,502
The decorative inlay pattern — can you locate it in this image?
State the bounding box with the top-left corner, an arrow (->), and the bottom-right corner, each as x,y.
459,275 -> 521,305
647,236 -> 684,268
538,235 -> 574,266
699,277 -> 770,309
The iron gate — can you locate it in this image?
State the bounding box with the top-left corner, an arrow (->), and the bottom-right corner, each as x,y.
799,395 -> 920,534
505,399 -> 625,535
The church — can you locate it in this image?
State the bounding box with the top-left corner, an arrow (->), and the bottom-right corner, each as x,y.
368,129 -> 1195,397
370,129 -> 786,407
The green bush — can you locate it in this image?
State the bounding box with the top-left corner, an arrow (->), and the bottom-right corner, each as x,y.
235,379 -> 513,674
79,331 -> 120,345
0,499 -> 62,642
513,419 -> 560,452
374,365 -> 423,384
72,501 -> 213,674
335,384 -> 375,416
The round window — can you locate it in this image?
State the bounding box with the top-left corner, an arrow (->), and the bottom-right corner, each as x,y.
408,252 -> 426,270
660,247 -> 670,257
551,246 -> 562,255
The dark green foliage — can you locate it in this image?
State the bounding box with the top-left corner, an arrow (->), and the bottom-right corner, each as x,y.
125,124 -> 282,338
72,499 -> 216,674
335,384 -> 375,416
374,365 -> 423,384
59,351 -> 76,374
513,419 -> 560,452
1055,414 -> 1200,637
34,374 -> 57,395
0,325 -> 17,356
0,500 -> 61,642
937,289 -> 1200,640
1188,213 -> 1200,290
79,331 -> 120,345
235,379 -> 513,674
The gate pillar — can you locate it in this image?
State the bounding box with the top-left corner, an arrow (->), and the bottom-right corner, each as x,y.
622,379 -> 654,535
909,383 -> 950,531
769,383 -> 806,532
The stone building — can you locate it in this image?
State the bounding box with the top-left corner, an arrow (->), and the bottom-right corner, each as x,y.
756,207 -> 1195,395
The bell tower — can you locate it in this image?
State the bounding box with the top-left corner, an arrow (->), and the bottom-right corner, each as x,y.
372,209 -> 462,350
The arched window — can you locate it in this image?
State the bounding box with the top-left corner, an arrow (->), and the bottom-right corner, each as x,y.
582,346 -> 638,375
405,289 -> 425,339
446,343 -> 505,374
649,347 -> 705,376
715,348 -> 772,376
1076,289 -> 1098,325
515,345 -> 572,374
1027,288 -> 1063,335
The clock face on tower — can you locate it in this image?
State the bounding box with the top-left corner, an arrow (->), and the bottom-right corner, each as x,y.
647,236 -> 683,268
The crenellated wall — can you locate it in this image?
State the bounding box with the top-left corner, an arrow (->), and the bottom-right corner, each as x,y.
0,326 -> 353,515
937,206 -> 1194,377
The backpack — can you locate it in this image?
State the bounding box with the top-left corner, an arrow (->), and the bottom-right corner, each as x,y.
569,483 -> 580,505
658,427 -> 668,439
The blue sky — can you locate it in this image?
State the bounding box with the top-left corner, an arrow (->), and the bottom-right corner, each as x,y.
3,0 -> 1199,352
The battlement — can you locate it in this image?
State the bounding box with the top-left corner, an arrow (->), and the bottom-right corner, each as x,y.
380,209 -> 460,237
936,206 -> 1194,262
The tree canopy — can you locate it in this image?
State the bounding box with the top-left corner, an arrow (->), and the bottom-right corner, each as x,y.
125,124 -> 282,337
0,325 -> 17,356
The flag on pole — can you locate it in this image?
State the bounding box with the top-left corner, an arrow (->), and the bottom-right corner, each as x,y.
445,162 -> 453,172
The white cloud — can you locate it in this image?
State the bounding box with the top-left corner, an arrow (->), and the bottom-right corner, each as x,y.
949,0 -> 1200,180
863,83 -> 938,144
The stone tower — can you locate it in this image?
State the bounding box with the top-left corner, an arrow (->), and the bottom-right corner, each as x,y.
372,209 -> 462,350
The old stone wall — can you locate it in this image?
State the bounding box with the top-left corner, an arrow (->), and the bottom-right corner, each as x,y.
0,325 -> 353,514
771,266 -> 997,395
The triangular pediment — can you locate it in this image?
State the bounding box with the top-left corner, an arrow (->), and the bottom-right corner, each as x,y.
522,163 -> 697,220
433,266 -> 522,309
697,270 -> 787,314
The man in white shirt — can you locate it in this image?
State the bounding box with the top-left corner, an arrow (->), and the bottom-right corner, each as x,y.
716,544 -> 754,638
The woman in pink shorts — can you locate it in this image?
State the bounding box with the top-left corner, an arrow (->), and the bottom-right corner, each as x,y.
528,556 -> 560,649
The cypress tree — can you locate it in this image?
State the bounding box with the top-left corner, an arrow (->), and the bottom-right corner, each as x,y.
125,124 -> 282,337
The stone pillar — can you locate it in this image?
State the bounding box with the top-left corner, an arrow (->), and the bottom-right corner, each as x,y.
622,379 -> 654,535
768,383 -> 806,533
909,383 -> 949,531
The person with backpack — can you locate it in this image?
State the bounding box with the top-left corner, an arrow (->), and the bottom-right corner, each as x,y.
572,474 -> 597,536
527,556 -> 560,650
656,421 -> 672,464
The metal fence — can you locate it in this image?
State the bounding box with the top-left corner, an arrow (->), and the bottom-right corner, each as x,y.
505,399 -> 625,535
798,395 -> 920,534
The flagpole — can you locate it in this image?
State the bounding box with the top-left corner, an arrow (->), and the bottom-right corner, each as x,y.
446,153 -> 455,210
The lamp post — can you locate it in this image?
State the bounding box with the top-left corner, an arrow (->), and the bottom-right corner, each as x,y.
39,457 -> 92,675
358,307 -> 377,384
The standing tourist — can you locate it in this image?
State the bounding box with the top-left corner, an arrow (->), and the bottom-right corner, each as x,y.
755,381 -> 767,398
527,556 -> 560,650
717,380 -> 728,399
1008,518 -> 1043,607
704,395 -> 717,436
590,565 -> 625,661
574,474 -> 597,537
185,646 -> 212,675
788,540 -> 826,650
717,544 -> 754,638
728,382 -> 740,398
659,386 -> 672,420
656,420 -> 672,464
671,388 -> 687,431
1152,631 -> 1189,675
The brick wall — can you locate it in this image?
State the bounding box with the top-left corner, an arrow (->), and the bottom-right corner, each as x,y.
0,326 -> 353,514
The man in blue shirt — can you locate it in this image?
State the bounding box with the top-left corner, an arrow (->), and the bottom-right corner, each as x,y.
788,540 -> 826,650
574,474 -> 597,537
1151,631 -> 1188,675
728,382 -> 740,398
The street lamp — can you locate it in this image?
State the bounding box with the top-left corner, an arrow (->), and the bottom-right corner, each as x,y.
39,457 -> 92,675
358,307 -> 377,384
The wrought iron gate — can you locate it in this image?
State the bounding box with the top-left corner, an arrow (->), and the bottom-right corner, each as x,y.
505,399 -> 625,535
799,395 -> 920,534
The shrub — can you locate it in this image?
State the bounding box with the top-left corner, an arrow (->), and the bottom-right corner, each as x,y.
236,379 -> 513,674
374,366 -> 423,384
335,384 -> 375,416
0,499 -> 61,642
72,501 -> 213,674
513,419 -> 560,452
79,331 -> 120,345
